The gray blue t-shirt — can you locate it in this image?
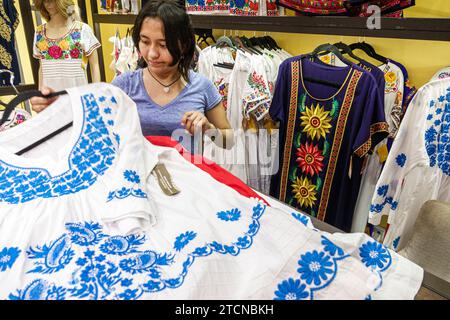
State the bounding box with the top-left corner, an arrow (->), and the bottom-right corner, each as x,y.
111,69 -> 222,153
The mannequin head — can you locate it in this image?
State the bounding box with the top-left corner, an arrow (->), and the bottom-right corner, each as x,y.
34,0 -> 76,22
132,0 -> 195,82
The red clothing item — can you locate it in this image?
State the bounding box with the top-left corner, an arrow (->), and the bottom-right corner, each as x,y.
145,136 -> 269,205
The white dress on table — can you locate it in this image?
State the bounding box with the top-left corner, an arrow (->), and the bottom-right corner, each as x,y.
0,83 -> 422,300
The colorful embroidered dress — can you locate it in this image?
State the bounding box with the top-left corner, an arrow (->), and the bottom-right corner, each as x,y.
270,56 -> 388,232
279,0 -> 414,16
185,0 -> 230,14
0,108 -> 31,132
0,83 -> 422,300
369,78 -> 450,251
33,21 -> 101,91
0,0 -> 21,86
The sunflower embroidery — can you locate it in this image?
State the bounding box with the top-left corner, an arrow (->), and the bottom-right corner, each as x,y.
296,142 -> 324,176
300,104 -> 332,140
292,177 -> 317,208
384,71 -> 397,84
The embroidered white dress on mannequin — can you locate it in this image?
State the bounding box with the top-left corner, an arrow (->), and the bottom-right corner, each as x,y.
369,79 -> 450,251
0,83 -> 423,300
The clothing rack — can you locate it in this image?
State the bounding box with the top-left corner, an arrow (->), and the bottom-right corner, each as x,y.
85,1 -> 450,299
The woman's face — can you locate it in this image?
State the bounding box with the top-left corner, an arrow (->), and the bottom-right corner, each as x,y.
138,17 -> 178,76
43,0 -> 58,17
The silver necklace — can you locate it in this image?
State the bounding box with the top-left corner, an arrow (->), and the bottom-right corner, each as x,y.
147,68 -> 181,93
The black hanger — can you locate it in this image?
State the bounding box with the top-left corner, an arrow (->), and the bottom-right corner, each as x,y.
240,36 -> 263,55
0,89 -> 71,156
310,43 -> 353,66
333,42 -> 364,64
349,41 -> 388,64
265,36 -> 281,50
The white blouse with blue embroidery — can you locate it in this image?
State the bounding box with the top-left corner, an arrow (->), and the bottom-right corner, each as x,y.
0,83 -> 423,300
369,78 -> 450,251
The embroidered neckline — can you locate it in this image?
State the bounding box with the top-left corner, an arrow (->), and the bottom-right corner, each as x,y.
299,56 -> 354,102
42,20 -> 79,42
0,90 -> 118,204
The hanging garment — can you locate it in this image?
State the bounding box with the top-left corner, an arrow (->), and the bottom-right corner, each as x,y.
270,56 -> 388,232
279,0 -> 414,16
186,0 -> 230,14
0,108 -> 31,131
352,60 -> 406,232
368,78 -> 450,251
431,67 -> 450,82
0,0 -> 21,86
0,83 -> 423,300
230,0 -> 260,15
33,21 -> 101,91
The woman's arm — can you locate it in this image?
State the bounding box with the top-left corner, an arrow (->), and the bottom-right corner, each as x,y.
204,102 -> 234,149
88,50 -> 101,83
181,102 -> 234,150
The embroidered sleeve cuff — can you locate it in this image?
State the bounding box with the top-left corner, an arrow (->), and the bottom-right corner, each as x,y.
354,122 -> 389,158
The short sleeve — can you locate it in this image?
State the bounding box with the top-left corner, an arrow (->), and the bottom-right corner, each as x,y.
203,78 -> 222,111
32,27 -> 44,59
269,60 -> 291,123
81,23 -> 101,56
111,72 -> 131,95
242,57 -> 272,121
70,84 -> 159,234
353,76 -> 389,158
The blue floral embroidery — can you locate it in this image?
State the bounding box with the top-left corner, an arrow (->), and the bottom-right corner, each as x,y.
395,154 -> 407,167
274,235 -> 349,300
124,170 -> 140,184
393,237 -> 401,250
10,204 -> 268,300
370,195 -> 398,215
0,247 -> 21,272
424,92 -> 450,176
321,237 -> 344,257
9,279 -> 67,300
291,212 -> 310,226
359,241 -> 392,271
0,93 -> 117,204
297,251 -> 334,286
377,185 -> 389,197
107,170 -> 147,202
274,278 -> 309,300
217,208 -> 241,222
174,231 -> 197,252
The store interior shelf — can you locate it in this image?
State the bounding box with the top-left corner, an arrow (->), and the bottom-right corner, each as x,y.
92,14 -> 450,41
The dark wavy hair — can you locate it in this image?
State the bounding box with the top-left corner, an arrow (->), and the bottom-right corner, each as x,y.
132,0 -> 195,82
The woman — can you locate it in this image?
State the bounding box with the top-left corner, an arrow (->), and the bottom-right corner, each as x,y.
32,0 -> 233,154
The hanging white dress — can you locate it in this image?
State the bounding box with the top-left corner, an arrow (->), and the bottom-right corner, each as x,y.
0,83 -> 423,300
368,78 -> 450,251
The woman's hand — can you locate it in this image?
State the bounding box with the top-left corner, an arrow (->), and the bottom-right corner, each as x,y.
181,111 -> 214,135
30,87 -> 57,113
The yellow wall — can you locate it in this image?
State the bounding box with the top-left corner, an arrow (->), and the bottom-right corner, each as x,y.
11,0 -> 450,91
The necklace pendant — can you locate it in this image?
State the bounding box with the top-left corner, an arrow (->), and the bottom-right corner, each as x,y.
163,87 -> 170,93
